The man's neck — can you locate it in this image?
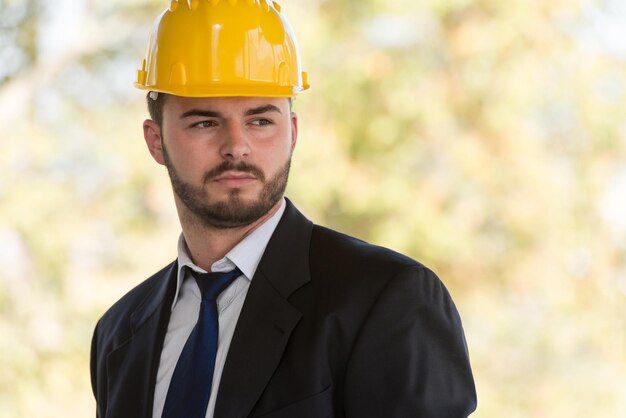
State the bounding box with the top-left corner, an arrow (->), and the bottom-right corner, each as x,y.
177,199 -> 283,272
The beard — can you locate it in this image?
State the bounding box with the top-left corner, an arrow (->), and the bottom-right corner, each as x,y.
162,143 -> 291,229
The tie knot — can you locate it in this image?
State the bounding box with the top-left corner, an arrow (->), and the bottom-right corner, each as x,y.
189,266 -> 242,301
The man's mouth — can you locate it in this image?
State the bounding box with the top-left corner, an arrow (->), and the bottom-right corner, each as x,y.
204,162 -> 266,185
212,171 -> 257,187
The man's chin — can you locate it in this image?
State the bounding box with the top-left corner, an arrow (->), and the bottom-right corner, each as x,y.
198,199 -> 279,229
209,185 -> 258,200
213,191 -> 258,207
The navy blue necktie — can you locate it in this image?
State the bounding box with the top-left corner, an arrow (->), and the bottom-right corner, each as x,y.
162,266 -> 242,418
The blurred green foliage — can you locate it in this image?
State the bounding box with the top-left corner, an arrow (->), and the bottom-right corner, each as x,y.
1,0 -> 626,416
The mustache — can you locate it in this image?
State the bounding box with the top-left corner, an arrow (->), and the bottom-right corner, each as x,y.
202,161 -> 266,183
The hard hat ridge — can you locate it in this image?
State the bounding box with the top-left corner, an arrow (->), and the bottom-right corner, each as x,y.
135,0 -> 309,97
166,0 -> 280,11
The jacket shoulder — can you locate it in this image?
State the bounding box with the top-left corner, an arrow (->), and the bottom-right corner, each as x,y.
95,262 -> 175,342
311,224 -> 425,274
308,224 -> 446,301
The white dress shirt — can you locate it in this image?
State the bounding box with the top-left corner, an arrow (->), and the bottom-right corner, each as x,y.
152,199 -> 286,418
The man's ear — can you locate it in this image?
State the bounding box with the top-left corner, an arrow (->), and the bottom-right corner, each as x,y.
290,111 -> 298,151
143,119 -> 165,165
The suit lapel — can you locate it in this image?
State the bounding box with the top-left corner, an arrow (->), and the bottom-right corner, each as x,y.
215,200 -> 313,417
105,263 -> 177,418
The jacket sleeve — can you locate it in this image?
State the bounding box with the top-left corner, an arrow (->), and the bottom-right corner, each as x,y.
343,266 -> 477,417
90,320 -> 103,418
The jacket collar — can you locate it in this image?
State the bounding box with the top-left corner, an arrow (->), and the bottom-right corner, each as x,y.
215,198 -> 313,417
256,198 -> 313,298
130,262 -> 178,333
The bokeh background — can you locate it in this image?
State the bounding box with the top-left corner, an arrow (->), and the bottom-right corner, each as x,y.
2,0 -> 626,416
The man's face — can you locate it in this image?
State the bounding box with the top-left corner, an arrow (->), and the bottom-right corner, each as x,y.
143,96 -> 298,229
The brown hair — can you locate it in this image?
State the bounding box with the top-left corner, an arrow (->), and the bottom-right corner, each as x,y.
146,92 -> 168,127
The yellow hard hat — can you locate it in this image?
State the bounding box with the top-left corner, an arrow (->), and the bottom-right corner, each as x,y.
135,0 -> 310,97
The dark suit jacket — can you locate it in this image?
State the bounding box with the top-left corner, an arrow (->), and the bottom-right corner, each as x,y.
91,199 -> 477,417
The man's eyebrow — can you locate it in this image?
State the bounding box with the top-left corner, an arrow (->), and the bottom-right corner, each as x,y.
179,104 -> 282,119
244,104 -> 282,116
180,109 -> 221,119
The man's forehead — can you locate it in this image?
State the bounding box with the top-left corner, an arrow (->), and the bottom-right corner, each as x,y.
166,95 -> 290,113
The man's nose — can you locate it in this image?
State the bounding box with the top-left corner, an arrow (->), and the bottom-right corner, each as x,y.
219,123 -> 250,160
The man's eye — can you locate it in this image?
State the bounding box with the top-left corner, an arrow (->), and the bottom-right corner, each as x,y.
193,120 -> 217,128
251,118 -> 273,126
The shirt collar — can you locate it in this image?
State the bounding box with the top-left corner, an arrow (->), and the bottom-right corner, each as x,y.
171,198 -> 286,309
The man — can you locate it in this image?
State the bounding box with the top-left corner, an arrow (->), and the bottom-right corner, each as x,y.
90,1 -> 477,417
